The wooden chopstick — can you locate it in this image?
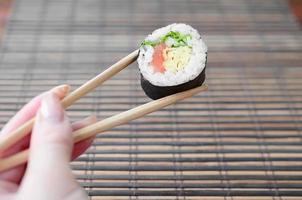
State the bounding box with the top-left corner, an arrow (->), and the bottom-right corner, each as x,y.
0,85 -> 208,172
0,49 -> 139,153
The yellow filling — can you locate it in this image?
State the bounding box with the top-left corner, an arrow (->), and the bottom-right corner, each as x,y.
163,46 -> 192,73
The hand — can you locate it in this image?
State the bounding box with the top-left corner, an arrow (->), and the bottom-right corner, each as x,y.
0,85 -> 96,200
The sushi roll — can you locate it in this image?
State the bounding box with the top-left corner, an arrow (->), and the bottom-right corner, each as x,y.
138,23 -> 207,100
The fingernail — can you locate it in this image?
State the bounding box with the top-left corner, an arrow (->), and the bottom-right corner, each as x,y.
84,114 -> 97,123
51,84 -> 70,99
40,93 -> 64,122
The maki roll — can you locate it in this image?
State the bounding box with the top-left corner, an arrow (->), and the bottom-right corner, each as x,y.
138,23 -> 207,100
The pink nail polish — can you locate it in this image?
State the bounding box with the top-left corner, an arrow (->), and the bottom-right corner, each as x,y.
40,93 -> 64,122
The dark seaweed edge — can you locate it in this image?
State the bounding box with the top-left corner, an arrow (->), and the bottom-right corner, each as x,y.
140,54 -> 207,100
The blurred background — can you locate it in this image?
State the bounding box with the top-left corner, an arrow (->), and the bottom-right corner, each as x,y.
0,0 -> 302,199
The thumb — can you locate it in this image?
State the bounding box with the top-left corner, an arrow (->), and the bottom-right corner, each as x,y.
18,92 -> 87,199
29,92 -> 73,176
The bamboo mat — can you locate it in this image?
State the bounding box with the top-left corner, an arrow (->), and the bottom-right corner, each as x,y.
1,0 -> 302,199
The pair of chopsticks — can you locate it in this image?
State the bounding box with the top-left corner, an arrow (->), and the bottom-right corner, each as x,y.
0,49 -> 208,172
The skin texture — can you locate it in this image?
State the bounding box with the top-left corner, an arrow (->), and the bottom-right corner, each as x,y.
0,85 -> 96,200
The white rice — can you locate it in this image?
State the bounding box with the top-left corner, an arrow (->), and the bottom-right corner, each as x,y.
138,23 -> 207,87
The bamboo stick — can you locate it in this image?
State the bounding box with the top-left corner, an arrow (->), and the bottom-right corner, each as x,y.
0,85 -> 208,172
0,49 -> 139,153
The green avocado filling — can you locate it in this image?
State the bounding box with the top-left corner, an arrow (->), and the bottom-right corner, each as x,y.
141,31 -> 192,48
141,40 -> 157,47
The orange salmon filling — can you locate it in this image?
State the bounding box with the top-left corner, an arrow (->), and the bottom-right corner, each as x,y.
151,43 -> 192,74
151,44 -> 166,73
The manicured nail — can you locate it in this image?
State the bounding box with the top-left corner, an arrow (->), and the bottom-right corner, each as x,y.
40,93 -> 64,123
51,84 -> 70,99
